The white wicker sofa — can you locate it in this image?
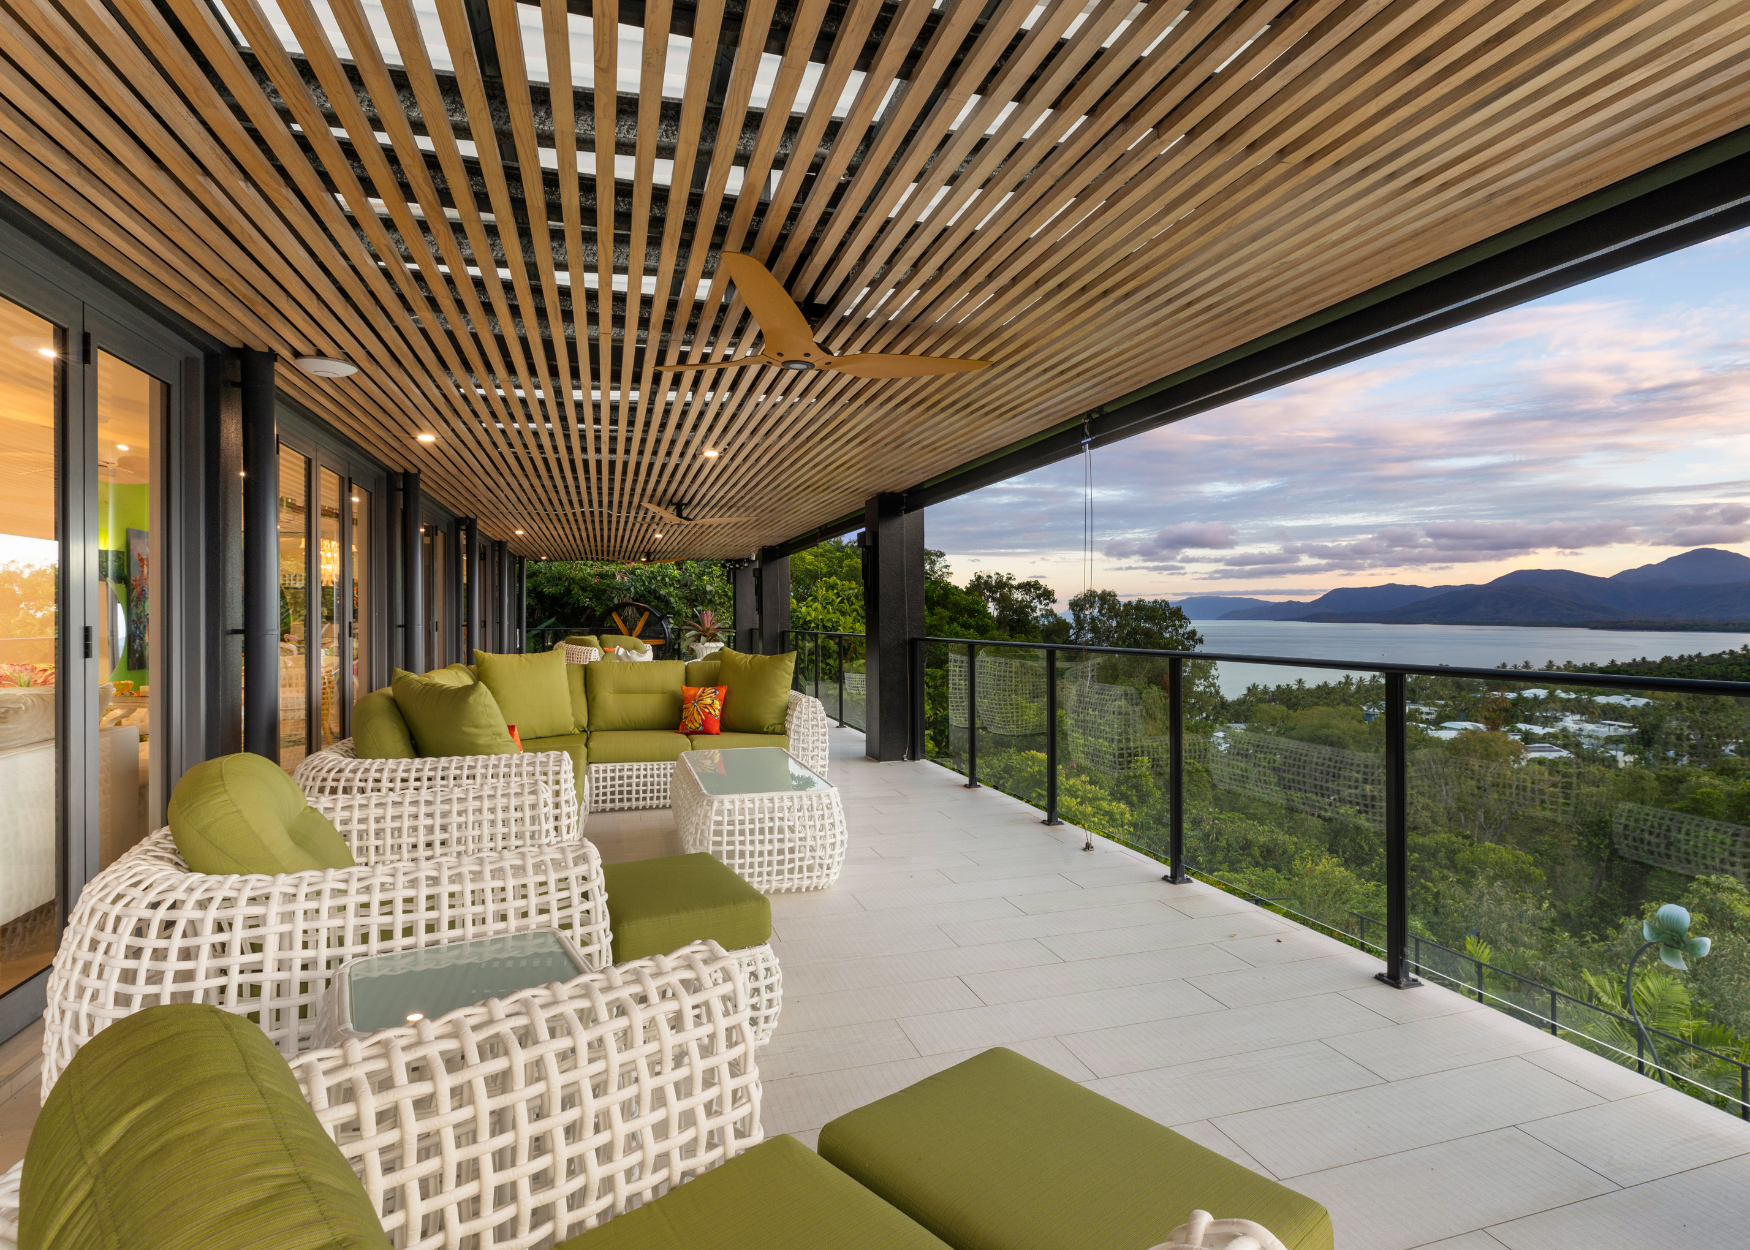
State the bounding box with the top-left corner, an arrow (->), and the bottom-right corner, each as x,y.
300,686 -> 831,815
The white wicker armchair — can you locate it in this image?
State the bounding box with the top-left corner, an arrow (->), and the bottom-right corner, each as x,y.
0,944 -> 759,1250
589,690 -> 832,813
292,941 -> 761,1247
38,827 -> 610,1097
296,746 -> 585,840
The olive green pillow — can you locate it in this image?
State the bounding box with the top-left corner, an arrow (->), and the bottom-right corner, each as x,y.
716,648 -> 797,735
566,661 -> 588,731
685,658 -> 722,686
391,664 -> 475,688
474,648 -> 575,738
585,659 -> 686,731
21,1003 -> 391,1250
168,753 -> 356,875
351,689 -> 415,759
599,634 -> 651,654
392,670 -> 517,758
563,635 -> 602,651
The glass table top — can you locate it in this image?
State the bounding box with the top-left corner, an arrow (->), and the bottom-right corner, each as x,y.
345,929 -> 587,1033
682,746 -> 831,796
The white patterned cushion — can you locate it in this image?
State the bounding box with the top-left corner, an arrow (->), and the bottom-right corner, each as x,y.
614,646 -> 654,663
553,642 -> 602,664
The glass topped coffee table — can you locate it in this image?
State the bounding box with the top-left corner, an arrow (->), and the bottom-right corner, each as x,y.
672,747 -> 848,892
317,928 -> 591,1043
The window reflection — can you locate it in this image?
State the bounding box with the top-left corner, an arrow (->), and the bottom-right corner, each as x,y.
279,447 -> 309,769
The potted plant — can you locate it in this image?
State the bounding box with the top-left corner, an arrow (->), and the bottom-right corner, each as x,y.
680,609 -> 726,659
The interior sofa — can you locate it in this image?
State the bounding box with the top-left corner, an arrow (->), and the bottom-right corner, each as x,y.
0,985 -> 1333,1250
296,644 -> 830,816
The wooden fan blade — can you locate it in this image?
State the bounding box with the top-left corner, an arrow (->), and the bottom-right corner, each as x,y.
716,254 -> 820,362
824,353 -> 993,378
640,501 -> 683,524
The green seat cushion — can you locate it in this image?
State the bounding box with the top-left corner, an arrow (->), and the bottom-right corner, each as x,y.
586,659 -> 686,731
475,647 -> 576,738
566,661 -> 589,731
556,1136 -> 949,1250
602,853 -> 771,961
521,732 -> 589,806
715,649 -> 796,734
688,732 -> 789,751
392,670 -> 517,759
598,634 -> 651,654
818,1048 -> 1335,1250
168,753 -> 356,875
684,659 -> 722,686
351,689 -> 415,759
563,635 -> 602,651
20,1003 -> 390,1250
586,730 -> 694,764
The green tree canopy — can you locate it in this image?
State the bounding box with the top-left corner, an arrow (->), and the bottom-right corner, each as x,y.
526,559 -> 732,636
1065,589 -> 1202,651
965,570 -> 1059,637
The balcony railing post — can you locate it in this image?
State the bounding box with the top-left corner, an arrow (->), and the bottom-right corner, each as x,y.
1043,647 -> 1061,825
837,635 -> 846,728
1376,669 -> 1420,989
813,633 -> 821,701
908,636 -> 925,760
1164,655 -> 1187,883
964,642 -> 979,788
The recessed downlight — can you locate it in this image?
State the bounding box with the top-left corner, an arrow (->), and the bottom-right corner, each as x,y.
416,433 -> 437,443
514,529 -> 524,535
702,448 -> 719,458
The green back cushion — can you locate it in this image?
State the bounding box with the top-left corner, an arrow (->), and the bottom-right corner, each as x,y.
818,1048 -> 1335,1250
474,648 -> 576,738
563,635 -> 601,650
20,1003 -> 390,1250
716,649 -> 796,734
585,659 -> 685,731
684,659 -> 722,686
392,664 -> 475,688
351,689 -> 415,759
555,1135 -> 951,1250
599,634 -> 650,653
566,662 -> 588,731
602,853 -> 771,962
168,753 -> 355,875
391,670 -> 517,758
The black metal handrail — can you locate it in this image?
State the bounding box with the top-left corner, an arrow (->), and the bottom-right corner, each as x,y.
782,629 -> 867,730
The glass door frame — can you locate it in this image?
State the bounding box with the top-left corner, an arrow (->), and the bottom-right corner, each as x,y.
275,424 -> 385,751
0,235 -> 222,1040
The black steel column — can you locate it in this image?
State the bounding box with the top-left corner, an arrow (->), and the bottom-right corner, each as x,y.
493,538 -> 509,653
863,496 -> 923,761
1043,647 -> 1060,825
964,643 -> 979,788
239,349 -> 279,759
908,637 -> 925,760
758,547 -> 791,655
401,471 -> 424,673
732,560 -> 758,652
1164,655 -> 1188,882
1377,670 -> 1420,988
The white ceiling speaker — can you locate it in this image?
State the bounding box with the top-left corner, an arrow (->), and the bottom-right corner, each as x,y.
293,355 -> 357,378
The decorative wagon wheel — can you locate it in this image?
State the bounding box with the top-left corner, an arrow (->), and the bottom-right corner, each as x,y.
594,600 -> 673,656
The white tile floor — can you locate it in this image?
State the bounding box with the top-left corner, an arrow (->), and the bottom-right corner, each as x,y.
2,724 -> 1748,1248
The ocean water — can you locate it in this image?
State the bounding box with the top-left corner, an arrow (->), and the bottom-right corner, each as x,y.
1190,620 -> 1750,698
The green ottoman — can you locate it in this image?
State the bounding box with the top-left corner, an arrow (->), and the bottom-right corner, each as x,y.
817,1048 -> 1334,1250
602,853 -> 772,962
558,1136 -> 950,1250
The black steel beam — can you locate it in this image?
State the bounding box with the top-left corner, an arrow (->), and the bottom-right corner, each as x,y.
901,126 -> 1750,513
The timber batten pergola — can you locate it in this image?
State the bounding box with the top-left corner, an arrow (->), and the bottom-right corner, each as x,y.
2,0 -> 1747,559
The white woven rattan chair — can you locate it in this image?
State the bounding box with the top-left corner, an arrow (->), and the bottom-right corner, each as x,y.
588,690 -> 832,813
292,941 -> 761,1248
37,827 -> 611,1097
296,746 -> 585,840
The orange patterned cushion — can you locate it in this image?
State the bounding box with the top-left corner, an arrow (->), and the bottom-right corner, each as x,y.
678,685 -> 726,735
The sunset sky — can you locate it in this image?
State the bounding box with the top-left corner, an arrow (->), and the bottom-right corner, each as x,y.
925,223 -> 1750,606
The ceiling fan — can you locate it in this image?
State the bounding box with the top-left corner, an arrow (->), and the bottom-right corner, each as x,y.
662,253 -> 994,378
641,501 -> 757,527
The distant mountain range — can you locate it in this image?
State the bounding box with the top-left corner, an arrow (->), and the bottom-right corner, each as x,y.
1176,548 -> 1750,626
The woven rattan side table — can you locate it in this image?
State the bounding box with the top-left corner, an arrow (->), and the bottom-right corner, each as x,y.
672,747 -> 848,892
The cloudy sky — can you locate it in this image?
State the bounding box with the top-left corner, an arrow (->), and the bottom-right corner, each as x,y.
924,223 -> 1750,605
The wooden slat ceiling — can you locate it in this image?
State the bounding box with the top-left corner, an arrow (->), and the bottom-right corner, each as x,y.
0,0 -> 1743,559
